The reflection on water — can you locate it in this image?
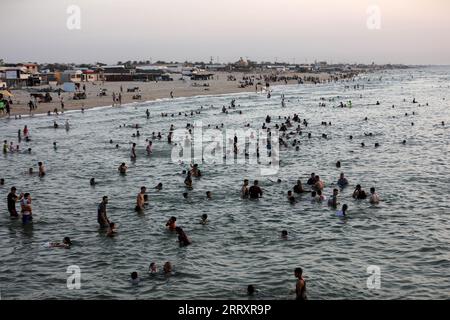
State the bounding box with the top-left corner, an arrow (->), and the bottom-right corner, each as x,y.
0,67 -> 449,299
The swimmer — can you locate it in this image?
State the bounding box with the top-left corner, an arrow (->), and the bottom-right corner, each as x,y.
353,185 -> 367,199
293,180 -> 307,194
97,196 -> 110,228
20,193 -> 33,225
287,191 -> 296,203
130,272 -> 139,285
294,267 -> 307,300
28,168 -> 34,175
313,176 -> 324,191
175,227 -> 192,246
337,173 -> 349,189
107,222 -> 117,237
248,180 -> 262,199
200,214 -> 208,225
336,161 -> 341,168
206,191 -> 212,199
49,237 -> 72,248
336,204 -> 348,217
190,163 -> 202,177
90,178 -> 97,186
183,192 -> 188,199
7,187 -> 22,217
184,171 -> 193,189
241,179 -> 249,198
53,142 -> 57,150
149,262 -> 157,273
130,143 -> 137,159
118,163 -> 128,174
135,186 -> 146,212
317,190 -> 326,202
166,216 -> 177,231
154,183 -> 163,190
146,141 -> 153,155
310,191 -> 317,203
163,262 -> 172,274
307,173 -> 316,186
328,189 -> 339,208
369,187 -> 380,204
247,285 -> 255,296
38,162 -> 46,177
281,230 -> 288,239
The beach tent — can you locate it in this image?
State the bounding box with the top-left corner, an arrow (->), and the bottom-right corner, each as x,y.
0,90 -> 13,97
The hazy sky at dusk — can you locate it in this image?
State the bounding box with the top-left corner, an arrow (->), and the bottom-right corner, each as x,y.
2,0 -> 450,64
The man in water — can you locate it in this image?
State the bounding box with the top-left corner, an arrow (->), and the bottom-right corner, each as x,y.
20,193 -> 32,225
249,180 -> 263,199
287,191 -> 296,203
166,216 -> 177,231
353,185 -> 367,199
307,173 -> 316,186
130,143 -> 137,159
294,267 -> 307,300
49,237 -> 72,248
97,196 -> 110,228
241,179 -> 249,198
38,162 -> 46,177
135,186 -> 146,212
293,180 -> 307,194
313,175 -> 324,191
118,163 -> 128,174
190,164 -> 202,177
184,171 -> 193,189
146,141 -> 153,155
200,214 -> 208,225
337,172 -> 349,189
7,187 -> 22,217
369,187 -> 380,204
328,189 -> 339,208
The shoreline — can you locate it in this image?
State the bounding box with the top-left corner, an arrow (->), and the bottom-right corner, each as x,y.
1,71 -> 352,119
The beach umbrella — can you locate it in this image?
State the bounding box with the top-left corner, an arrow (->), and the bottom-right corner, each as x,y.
0,90 -> 13,97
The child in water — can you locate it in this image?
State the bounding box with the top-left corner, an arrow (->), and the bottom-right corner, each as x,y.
48,237 -> 72,248
107,222 -> 117,237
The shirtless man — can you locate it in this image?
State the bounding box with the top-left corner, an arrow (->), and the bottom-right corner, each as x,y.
130,143 -> 137,159
135,186 -> 146,212
369,187 -> 380,204
118,163 -> 128,174
241,179 -> 249,198
294,267 -> 307,300
38,162 -> 46,177
97,196 -> 110,228
190,164 -> 202,177
20,193 -> 32,225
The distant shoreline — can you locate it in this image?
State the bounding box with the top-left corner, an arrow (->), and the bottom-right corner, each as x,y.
2,70 -> 364,119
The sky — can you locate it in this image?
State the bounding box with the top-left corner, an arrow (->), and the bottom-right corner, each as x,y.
1,0 -> 450,65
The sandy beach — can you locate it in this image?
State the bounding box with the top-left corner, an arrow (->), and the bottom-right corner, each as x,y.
2,72 -> 335,117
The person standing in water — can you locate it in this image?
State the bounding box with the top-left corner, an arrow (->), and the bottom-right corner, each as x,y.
294,267 -> 307,301
38,162 -> 46,177
97,196 -> 110,228
249,180 -> 263,199
369,187 -> 380,204
135,186 -> 146,212
20,193 -> 33,225
241,179 -> 249,198
146,141 -> 153,155
130,143 -> 137,159
7,187 -> 23,217
118,163 -> 128,174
